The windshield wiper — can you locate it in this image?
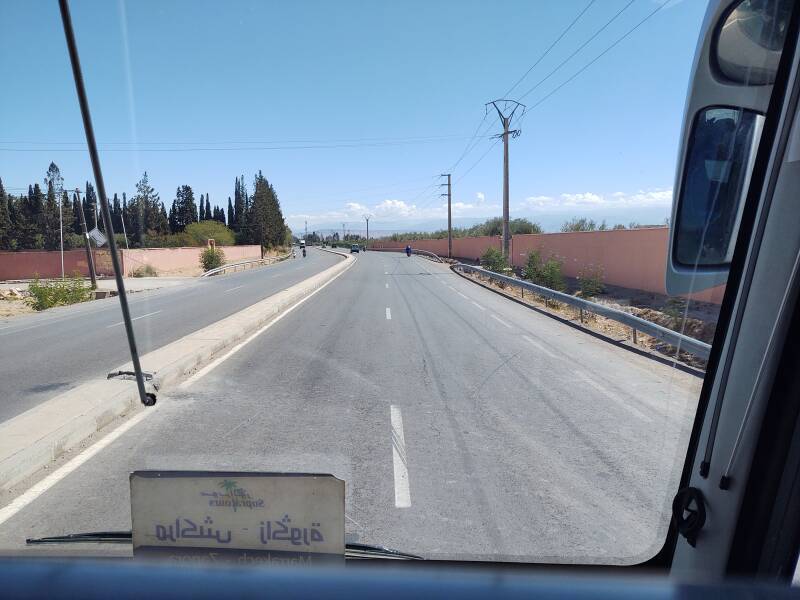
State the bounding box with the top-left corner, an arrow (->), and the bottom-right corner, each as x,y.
25,532 -> 423,560
26,531 -> 131,545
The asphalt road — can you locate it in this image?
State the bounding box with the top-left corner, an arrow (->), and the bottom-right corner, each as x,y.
0,250 -> 704,564
0,249 -> 340,422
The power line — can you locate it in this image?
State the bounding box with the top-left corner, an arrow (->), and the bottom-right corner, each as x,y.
0,136 -> 493,153
502,0 -> 597,98
516,0 -> 637,103
444,0 -> 597,178
451,0 -> 668,184
518,0 -> 670,124
0,133 -> 474,146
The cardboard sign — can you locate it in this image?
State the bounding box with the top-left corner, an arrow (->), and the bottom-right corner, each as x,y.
130,471 -> 345,565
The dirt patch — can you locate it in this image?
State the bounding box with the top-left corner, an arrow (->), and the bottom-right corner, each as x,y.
461,270 -> 712,369
0,288 -> 33,319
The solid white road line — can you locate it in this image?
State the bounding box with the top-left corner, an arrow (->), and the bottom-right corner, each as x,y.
471,301 -> 486,311
105,310 -> 162,328
385,283 -> 389,289
0,406 -> 157,528
522,334 -> 557,359
457,291 -> 468,300
390,405 -> 411,508
385,307 -> 392,320
490,314 -> 512,329
180,256 -> 356,389
223,284 -> 245,293
574,370 -> 653,424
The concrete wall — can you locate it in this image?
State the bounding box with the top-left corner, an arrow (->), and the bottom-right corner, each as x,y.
0,245 -> 262,280
0,249 -> 115,280
371,228 -> 725,303
120,245 -> 261,276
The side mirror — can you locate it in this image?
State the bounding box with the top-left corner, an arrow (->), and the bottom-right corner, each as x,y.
667,0 -> 791,295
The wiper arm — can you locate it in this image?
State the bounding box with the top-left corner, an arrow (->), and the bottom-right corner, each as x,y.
345,542 -> 422,560
26,531 -> 131,545
25,532 -> 423,560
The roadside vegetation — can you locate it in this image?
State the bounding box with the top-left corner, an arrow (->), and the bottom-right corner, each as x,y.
0,164 -> 292,252
27,274 -> 92,311
200,247 -> 226,271
130,264 -> 158,277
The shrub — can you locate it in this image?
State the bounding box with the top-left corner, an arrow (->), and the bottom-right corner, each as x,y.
480,247 -> 508,273
523,250 -> 542,282
577,265 -> 604,297
200,246 -> 226,271
131,264 -> 158,277
27,274 -> 92,311
540,258 -> 566,291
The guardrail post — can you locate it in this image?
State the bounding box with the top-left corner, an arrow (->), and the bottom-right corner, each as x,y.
632,327 -> 638,345
580,308 -> 584,324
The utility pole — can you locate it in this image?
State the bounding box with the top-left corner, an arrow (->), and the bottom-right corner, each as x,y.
305,220 -> 308,241
75,189 -> 97,289
342,222 -> 346,242
363,215 -> 370,249
440,173 -> 452,258
487,99 -> 524,259
58,190 -> 65,279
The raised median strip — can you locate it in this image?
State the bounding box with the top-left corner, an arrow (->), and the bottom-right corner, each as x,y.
0,251 -> 354,496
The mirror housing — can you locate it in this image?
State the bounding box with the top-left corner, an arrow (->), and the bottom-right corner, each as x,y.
667,0 -> 789,295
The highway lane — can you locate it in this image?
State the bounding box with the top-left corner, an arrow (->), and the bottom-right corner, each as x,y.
0,250 -> 704,563
0,249 -> 340,422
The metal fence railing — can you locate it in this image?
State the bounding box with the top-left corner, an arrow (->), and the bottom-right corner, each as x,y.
201,253 -> 291,278
453,263 -> 711,361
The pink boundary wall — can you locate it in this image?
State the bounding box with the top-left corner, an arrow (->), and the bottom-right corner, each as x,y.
0,245 -> 261,279
371,227 -> 725,304
119,245 -> 261,276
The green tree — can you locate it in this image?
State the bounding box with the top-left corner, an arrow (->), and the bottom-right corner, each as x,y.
227,197 -> 233,227
172,185 -> 198,232
42,182 -> 60,250
60,190 -> 74,249
183,220 -> 235,246
198,194 -> 206,221
561,217 -> 597,232
0,178 -> 11,250
204,195 -> 211,222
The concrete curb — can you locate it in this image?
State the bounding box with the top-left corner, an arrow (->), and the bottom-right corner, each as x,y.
0,251 -> 353,495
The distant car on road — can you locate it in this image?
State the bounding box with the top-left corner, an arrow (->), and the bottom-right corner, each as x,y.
350,244 -> 360,253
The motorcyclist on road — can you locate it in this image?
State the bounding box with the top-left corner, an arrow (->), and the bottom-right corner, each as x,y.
405,245 -> 412,257
302,247 -> 307,258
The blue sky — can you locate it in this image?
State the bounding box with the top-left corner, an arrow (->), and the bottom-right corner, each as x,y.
0,0 -> 707,234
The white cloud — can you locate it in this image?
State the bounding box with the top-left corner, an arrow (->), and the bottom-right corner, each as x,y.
289,187 -> 672,229
519,188 -> 672,212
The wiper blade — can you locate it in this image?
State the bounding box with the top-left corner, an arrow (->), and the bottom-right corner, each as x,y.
345,543 -> 422,560
25,532 -> 423,560
26,531 -> 131,545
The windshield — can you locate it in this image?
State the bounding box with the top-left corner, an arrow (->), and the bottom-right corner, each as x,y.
0,0 -> 770,565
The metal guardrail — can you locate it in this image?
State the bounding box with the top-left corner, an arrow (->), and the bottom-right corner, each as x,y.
454,263 -> 711,360
201,253 -> 290,277
368,247 -> 445,262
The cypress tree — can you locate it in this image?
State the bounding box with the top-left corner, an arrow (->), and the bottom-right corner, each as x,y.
198,194 -> 205,221
111,193 -> 122,232
60,190 -> 74,248
169,199 -> 177,233
0,178 -> 10,250
227,197 -> 233,227
71,192 -> 82,234
204,194 -> 211,222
